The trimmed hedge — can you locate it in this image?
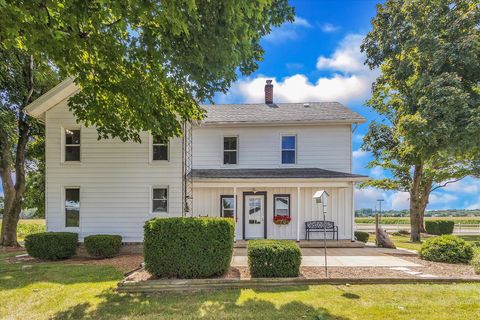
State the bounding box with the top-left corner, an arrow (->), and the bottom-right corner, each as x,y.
354,231 -> 369,243
425,220 -> 454,235
144,217 -> 234,278
248,240 -> 301,278
419,235 -> 474,264
25,232 -> 78,260
84,234 -> 122,258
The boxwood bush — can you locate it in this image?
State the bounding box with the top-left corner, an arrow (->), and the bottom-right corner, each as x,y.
354,231 -> 369,243
248,240 -> 301,278
419,235 -> 474,263
425,220 -> 454,235
144,217 -> 234,278
84,234 -> 122,258
25,232 -> 78,260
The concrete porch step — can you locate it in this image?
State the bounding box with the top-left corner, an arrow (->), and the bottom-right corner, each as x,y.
233,240 -> 364,248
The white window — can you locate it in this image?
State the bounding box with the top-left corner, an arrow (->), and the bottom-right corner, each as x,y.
65,129 -> 81,161
223,136 -> 238,165
152,135 -> 169,161
274,194 -> 290,217
152,187 -> 168,213
65,188 -> 80,227
220,195 -> 235,218
281,135 -> 296,164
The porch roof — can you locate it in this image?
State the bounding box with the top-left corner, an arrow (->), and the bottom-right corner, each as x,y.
190,168 -> 367,180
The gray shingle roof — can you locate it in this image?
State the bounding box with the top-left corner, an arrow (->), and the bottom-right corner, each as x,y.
190,168 -> 367,180
200,102 -> 365,125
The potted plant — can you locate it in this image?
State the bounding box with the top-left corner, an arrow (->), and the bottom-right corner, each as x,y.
273,215 -> 291,225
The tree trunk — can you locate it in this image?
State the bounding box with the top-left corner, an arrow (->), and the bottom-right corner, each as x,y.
410,164 -> 423,242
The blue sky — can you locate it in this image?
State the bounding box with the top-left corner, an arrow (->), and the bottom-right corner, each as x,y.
215,0 -> 480,211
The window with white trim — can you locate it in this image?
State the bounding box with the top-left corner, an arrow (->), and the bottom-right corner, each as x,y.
152,187 -> 168,213
220,195 -> 235,218
152,135 -> 169,161
281,135 -> 296,164
274,194 -> 290,217
223,136 -> 238,165
65,188 -> 80,227
65,129 -> 80,161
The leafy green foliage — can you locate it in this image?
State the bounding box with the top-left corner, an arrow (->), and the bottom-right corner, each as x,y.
144,217 -> 234,278
84,234 -> 122,258
425,221 -> 455,235
472,252 -> 480,274
419,235 -> 474,263
360,0 -> 480,241
354,231 -> 370,243
0,0 -> 294,142
24,232 -> 78,260
248,240 -> 301,278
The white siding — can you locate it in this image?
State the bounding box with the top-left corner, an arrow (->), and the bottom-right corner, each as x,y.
45,101 -> 183,242
192,125 -> 352,173
193,186 -> 353,240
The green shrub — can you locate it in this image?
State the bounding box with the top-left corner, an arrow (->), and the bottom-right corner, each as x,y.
248,240 -> 301,278
354,231 -> 369,243
419,235 -> 474,264
144,217 -> 234,278
472,252 -> 480,275
84,234 -> 122,258
25,232 -> 78,260
424,221 -> 455,235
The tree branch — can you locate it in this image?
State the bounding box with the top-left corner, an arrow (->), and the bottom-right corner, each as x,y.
431,177 -> 465,192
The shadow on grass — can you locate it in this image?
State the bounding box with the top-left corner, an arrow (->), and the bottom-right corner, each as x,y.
51,289 -> 351,320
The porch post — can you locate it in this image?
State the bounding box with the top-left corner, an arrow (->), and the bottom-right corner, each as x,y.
297,187 -> 301,242
233,186 -> 237,241
351,182 -> 355,241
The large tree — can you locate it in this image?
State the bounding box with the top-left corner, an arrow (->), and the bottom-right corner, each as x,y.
0,1 -> 294,246
361,0 -> 480,241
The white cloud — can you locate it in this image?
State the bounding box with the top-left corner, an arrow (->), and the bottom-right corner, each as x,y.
353,148 -> 368,159
222,33 -> 377,105
355,187 -> 387,210
443,179 -> 480,194
353,134 -> 365,143
369,166 -> 385,179
389,192 -> 410,210
263,16 -> 311,44
319,23 -> 339,33
316,34 -> 368,73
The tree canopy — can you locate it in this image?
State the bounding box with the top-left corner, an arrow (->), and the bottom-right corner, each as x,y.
361,0 -> 480,241
1,0 -> 294,141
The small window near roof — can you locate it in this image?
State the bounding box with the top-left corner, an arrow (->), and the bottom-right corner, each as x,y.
152,187 -> 168,213
65,188 -> 80,227
281,135 -> 296,164
274,195 -> 290,217
65,129 -> 80,161
223,136 -> 238,165
152,135 -> 169,161
220,195 -> 235,218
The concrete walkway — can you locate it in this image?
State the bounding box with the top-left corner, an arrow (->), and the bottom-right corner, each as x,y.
231,247 -> 422,267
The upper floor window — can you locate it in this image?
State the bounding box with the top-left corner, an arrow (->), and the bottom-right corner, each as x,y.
65,129 -> 80,161
152,187 -> 168,213
65,187 -> 80,227
152,135 -> 169,161
223,136 -> 238,165
274,194 -> 290,217
281,135 -> 296,164
220,195 -> 235,218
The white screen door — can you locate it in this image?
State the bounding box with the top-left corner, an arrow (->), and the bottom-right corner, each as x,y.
245,194 -> 265,239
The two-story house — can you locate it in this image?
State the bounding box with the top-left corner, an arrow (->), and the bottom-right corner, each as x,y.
25,79 -> 367,242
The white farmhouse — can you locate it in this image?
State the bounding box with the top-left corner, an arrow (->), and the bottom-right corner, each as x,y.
26,79 -> 367,242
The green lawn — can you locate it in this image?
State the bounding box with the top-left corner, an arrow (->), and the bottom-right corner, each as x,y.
1,251 -> 480,319
368,233 -> 480,251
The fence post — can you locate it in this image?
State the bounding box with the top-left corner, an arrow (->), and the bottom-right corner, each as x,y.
375,214 -> 379,246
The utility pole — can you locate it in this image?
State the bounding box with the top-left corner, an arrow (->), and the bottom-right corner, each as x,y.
377,199 -> 384,224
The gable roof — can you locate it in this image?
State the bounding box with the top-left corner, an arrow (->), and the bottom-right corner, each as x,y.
200,102 -> 366,125
25,79 -> 366,126
190,168 -> 367,181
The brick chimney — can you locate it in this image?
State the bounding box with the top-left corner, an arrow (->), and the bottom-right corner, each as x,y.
264,79 -> 273,104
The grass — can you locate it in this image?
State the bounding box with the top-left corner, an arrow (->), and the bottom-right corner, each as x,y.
0,219 -> 45,241
356,216 -> 480,225
368,233 -> 480,251
1,251 -> 480,319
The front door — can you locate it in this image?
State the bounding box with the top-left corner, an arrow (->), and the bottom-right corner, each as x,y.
244,193 -> 266,239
